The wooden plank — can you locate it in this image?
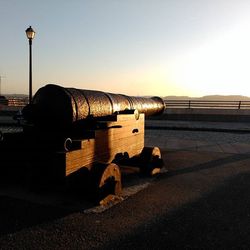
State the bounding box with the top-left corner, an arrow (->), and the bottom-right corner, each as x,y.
66,135 -> 143,175
75,123 -> 144,149
65,113 -> 145,176
116,113 -> 144,122
98,114 -> 144,127
97,113 -> 144,122
95,126 -> 144,145
72,125 -> 144,150
66,133 -> 144,175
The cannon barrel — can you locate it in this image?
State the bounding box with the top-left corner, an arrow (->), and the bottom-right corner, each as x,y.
23,84 -> 165,126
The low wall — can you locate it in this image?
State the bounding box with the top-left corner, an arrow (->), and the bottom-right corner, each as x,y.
148,108 -> 250,122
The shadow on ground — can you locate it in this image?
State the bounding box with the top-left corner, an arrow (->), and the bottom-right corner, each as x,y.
103,172 -> 250,249
0,195 -> 72,236
0,165 -> 156,237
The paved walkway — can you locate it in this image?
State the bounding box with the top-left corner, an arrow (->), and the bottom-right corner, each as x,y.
145,124 -> 250,154
1,123 -> 250,249
145,119 -> 250,155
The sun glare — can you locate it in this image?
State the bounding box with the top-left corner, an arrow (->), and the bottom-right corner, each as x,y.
169,17 -> 250,97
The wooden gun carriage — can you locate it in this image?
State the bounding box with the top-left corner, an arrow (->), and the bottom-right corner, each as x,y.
0,84 -> 165,204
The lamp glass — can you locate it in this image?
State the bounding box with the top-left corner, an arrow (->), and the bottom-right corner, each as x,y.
26,26 -> 35,40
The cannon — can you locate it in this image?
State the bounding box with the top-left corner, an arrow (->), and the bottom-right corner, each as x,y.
23,84 -> 164,129
1,84 -> 165,204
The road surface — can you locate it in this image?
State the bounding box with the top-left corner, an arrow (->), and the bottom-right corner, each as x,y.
1,126 -> 250,249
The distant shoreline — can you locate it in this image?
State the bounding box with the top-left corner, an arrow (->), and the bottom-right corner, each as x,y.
163,95 -> 250,101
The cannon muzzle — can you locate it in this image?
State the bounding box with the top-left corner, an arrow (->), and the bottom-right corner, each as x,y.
23,84 -> 165,126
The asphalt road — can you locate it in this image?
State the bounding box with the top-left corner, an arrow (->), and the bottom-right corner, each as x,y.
1,128 -> 250,249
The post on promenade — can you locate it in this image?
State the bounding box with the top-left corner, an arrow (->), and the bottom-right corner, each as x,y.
25,26 -> 36,104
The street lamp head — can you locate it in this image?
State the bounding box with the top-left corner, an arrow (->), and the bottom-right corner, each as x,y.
25,26 -> 36,40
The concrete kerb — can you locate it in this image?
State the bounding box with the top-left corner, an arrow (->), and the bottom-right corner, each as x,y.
145,120 -> 250,133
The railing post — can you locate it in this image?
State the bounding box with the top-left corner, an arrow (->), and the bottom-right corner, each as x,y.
238,101 -> 241,109
188,100 -> 191,109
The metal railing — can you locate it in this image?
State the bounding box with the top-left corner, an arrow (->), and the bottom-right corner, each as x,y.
7,98 -> 28,107
164,100 -> 250,109
0,98 -> 28,107
2,97 -> 250,110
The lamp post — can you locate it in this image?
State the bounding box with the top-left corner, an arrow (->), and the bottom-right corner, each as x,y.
25,26 -> 36,104
0,76 -> 6,96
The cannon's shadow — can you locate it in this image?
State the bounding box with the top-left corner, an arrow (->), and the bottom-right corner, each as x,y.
0,194 -> 71,236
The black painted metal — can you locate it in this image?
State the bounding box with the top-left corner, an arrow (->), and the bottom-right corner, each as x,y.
24,84 -> 165,126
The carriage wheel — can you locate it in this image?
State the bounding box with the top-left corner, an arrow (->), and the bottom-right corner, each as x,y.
139,147 -> 164,176
91,163 -> 122,205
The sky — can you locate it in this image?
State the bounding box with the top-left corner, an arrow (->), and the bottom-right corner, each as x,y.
1,0 -> 250,97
